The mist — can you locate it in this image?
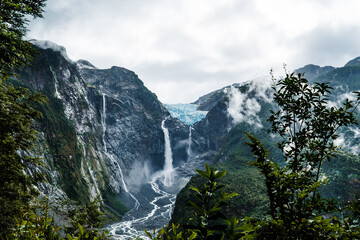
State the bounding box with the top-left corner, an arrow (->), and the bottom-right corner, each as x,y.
227,76 -> 273,127
127,161 -> 152,193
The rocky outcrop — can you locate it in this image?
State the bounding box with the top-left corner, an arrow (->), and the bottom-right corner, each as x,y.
14,43 -> 192,219
295,64 -> 335,81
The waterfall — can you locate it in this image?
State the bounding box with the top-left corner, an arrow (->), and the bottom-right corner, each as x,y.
82,146 -> 102,200
102,94 -> 107,152
161,117 -> 174,186
102,93 -> 139,209
50,66 -> 61,99
187,126 -> 192,161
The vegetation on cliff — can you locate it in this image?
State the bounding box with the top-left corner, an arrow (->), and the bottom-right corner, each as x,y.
0,1 -> 112,238
163,73 -> 360,239
2,0 -> 360,239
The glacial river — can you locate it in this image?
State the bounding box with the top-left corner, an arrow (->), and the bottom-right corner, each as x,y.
108,171 -> 189,240
107,117 -> 190,239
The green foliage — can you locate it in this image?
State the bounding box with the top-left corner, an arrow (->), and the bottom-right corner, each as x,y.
36,92 -> 89,202
63,197 -> 108,238
244,72 -> 360,238
145,163 -> 239,240
0,78 -> 47,235
5,197 -> 111,240
185,164 -> 238,239
0,0 -> 48,235
144,223 -> 197,240
102,187 -> 129,220
320,151 -> 360,202
0,0 -> 46,78
170,72 -> 360,239
58,197 -> 111,239
10,197 -> 62,240
171,123 -> 273,226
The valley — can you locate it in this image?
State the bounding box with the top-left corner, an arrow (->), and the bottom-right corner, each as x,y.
11,40 -> 360,239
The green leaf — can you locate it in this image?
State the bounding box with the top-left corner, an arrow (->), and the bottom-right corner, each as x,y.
144,229 -> 153,239
189,186 -> 200,194
195,169 -> 209,179
78,223 -> 84,236
188,232 -> 197,240
215,170 -> 226,179
188,200 -> 203,213
205,163 -> 211,174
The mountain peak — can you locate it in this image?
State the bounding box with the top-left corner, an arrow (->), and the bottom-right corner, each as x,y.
295,64 -> 335,81
344,56 -> 360,67
77,59 -> 97,69
30,39 -> 73,63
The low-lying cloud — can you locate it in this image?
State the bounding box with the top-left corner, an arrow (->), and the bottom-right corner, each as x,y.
227,76 -> 273,127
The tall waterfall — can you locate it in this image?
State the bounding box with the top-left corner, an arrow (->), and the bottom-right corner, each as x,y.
108,116 -> 178,239
102,94 -> 107,152
187,126 -> 192,161
108,117 -> 190,239
161,117 -> 174,186
102,93 -> 139,209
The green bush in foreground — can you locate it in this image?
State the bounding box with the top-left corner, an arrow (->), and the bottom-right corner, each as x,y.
7,197 -> 111,240
145,163 -> 239,240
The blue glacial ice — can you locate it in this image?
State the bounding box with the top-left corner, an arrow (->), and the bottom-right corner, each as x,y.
164,104 -> 208,125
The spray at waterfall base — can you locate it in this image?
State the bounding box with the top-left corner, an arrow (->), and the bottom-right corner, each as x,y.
107,117 -> 191,239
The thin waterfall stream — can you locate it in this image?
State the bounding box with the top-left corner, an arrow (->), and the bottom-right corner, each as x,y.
101,94 -> 140,209
187,126 -> 192,161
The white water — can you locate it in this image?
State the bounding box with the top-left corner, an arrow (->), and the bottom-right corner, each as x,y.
187,126 -> 192,161
161,117 -> 174,186
108,175 -> 177,239
101,93 -> 139,206
108,116 -> 182,239
102,94 -> 107,152
82,146 -> 102,200
50,66 -> 62,99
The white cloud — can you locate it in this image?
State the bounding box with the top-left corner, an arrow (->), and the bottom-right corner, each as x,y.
227,76 -> 272,127
327,91 -> 358,109
27,0 -> 360,103
333,132 -> 360,155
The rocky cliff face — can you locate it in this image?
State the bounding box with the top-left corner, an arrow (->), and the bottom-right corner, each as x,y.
14,42 -> 192,220
15,41 -> 254,226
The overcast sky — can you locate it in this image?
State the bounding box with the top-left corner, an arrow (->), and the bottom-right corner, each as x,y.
27,0 -> 360,103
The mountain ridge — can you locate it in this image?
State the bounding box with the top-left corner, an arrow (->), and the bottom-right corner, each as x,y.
171,57 -> 360,226
13,41 -> 360,236
14,43 -> 193,223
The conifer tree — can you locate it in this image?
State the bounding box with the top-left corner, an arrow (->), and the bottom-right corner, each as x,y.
0,0 -> 46,78
0,0 -> 47,235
